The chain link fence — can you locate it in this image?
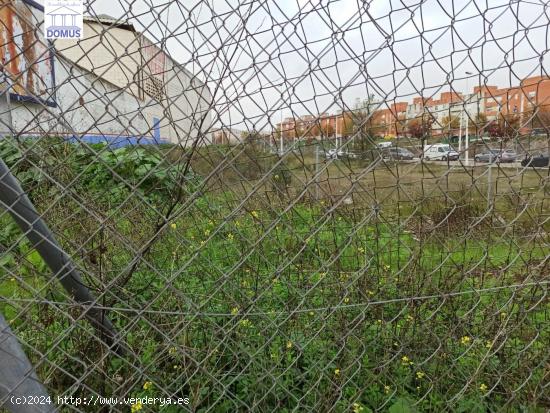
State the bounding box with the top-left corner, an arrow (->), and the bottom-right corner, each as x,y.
1,0 -> 549,411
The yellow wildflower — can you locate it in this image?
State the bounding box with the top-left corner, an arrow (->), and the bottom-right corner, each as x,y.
334,368 -> 340,376
479,383 -> 488,392
485,340 -> 493,349
143,381 -> 152,390
239,319 -> 251,327
204,229 -> 210,236
401,355 -> 413,366
352,402 -> 364,413
168,347 -> 177,355
131,401 -> 143,412
170,223 -> 177,229
358,247 -> 365,253
286,340 -> 293,349
384,385 -> 391,394
227,233 -> 234,241
416,371 -> 425,379
460,336 -> 471,345
344,297 -> 350,304
309,311 -> 314,316
231,307 -> 239,315
251,211 -> 259,218
406,315 -> 414,322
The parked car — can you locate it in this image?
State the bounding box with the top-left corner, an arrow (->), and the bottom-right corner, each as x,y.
342,151 -> 360,159
423,144 -> 459,161
475,149 -> 518,163
384,147 -> 415,160
325,149 -> 346,159
499,149 -> 518,163
521,153 -> 549,167
474,149 -> 500,163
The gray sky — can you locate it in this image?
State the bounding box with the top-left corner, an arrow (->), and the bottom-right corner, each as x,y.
87,0 -> 550,131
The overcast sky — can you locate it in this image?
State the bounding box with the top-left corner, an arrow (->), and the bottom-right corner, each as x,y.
87,0 -> 550,131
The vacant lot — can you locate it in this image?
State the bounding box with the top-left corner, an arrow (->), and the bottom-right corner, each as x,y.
1,139 -> 548,412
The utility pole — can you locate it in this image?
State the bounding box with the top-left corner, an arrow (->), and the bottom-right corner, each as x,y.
458,100 -> 463,154
465,71 -> 473,165
315,144 -> 320,200
334,112 -> 339,159
280,108 -> 284,155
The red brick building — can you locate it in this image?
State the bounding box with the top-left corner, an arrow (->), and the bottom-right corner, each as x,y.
274,76 -> 550,140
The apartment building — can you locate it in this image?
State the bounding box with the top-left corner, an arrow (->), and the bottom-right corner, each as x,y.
275,76 -> 550,140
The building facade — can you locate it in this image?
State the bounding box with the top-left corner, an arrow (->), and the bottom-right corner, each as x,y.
0,1 -> 212,147
276,76 -> 550,140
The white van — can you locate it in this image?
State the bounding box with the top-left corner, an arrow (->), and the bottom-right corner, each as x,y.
423,144 -> 459,161
376,141 -> 393,149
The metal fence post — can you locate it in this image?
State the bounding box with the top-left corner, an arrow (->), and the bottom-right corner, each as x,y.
0,159 -> 124,355
0,313 -> 57,413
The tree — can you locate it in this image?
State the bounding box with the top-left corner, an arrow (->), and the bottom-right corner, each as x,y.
345,94 -> 381,152
529,105 -> 550,132
501,113 -> 521,139
408,114 -> 434,139
394,113 -> 408,137
486,113 -> 521,140
486,121 -> 502,139
241,129 -> 263,141
306,124 -> 320,141
320,123 -> 334,138
408,114 -> 434,153
441,115 -> 460,136
341,113 -> 355,137
472,113 -> 488,136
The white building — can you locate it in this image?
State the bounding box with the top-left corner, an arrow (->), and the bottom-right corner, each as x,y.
0,1 -> 212,147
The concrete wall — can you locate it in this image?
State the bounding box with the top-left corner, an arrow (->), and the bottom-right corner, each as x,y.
53,19 -> 213,146
1,10 -> 212,147
55,20 -> 142,98
0,51 -> 212,147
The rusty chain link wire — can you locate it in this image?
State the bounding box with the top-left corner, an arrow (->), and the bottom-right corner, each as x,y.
1,0 -> 549,411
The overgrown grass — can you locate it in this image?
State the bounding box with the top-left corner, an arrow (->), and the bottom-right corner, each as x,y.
0,138 -> 548,412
